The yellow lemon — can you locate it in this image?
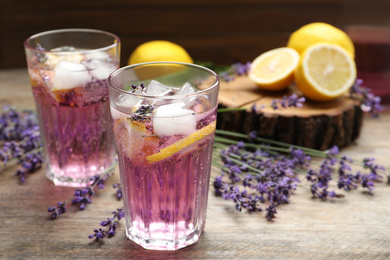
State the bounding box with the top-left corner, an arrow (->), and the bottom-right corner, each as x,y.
128,40 -> 193,65
249,47 -> 300,91
146,121 -> 216,164
294,42 -> 357,101
287,22 -> 355,59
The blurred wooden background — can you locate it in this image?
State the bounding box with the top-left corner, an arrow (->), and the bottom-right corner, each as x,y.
1,0 -> 390,68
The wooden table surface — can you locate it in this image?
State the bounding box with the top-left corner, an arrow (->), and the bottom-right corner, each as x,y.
1,68 -> 390,260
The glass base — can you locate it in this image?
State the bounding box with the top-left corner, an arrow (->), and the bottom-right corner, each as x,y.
126,226 -> 202,250
45,164 -> 115,188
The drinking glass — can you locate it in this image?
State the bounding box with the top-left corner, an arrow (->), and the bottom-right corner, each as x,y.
24,29 -> 120,187
108,62 -> 219,250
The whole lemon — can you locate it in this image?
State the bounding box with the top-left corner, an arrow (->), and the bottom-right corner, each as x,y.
287,22 -> 355,59
128,40 -> 193,65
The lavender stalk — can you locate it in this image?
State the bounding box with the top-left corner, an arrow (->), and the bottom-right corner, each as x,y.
48,161 -> 117,219
212,130 -> 388,221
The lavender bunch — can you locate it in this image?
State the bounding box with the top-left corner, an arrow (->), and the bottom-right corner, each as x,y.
0,106 -> 43,183
48,164 -> 116,219
88,208 -> 124,241
213,130 -> 388,221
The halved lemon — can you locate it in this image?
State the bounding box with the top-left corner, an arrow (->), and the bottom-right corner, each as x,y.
294,42 -> 357,101
249,47 -> 300,91
113,118 -> 146,158
146,121 -> 216,164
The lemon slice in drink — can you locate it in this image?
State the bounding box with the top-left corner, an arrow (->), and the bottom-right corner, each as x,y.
294,42 -> 357,101
249,47 -> 300,91
146,121 -> 216,164
113,118 -> 146,158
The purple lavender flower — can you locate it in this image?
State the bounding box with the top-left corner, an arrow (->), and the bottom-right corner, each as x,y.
231,62 -> 251,76
363,158 -> 385,180
350,79 -> 382,117
360,174 -> 375,192
219,71 -> 235,82
306,158 -> 339,199
213,175 -> 225,196
48,202 -> 67,219
131,104 -> 154,122
326,145 -> 339,158
0,106 -> 42,183
113,183 -> 122,200
218,62 -> 251,82
89,208 -> 124,240
287,94 -> 306,108
91,173 -> 110,190
251,103 -> 265,113
15,151 -> 43,183
290,148 -> 311,167
48,171 -> 112,219
338,156 -> 352,176
72,187 -> 94,210
226,185 -> 262,212
270,94 -> 305,110
213,119 -> 387,221
130,82 -> 145,93
265,204 -> 277,221
215,137 -> 302,220
338,173 -> 357,191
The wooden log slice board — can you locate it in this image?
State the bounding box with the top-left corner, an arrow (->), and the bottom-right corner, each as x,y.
215,76 -> 363,150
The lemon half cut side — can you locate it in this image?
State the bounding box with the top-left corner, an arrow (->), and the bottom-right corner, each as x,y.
249,47 -> 300,91
294,43 -> 357,101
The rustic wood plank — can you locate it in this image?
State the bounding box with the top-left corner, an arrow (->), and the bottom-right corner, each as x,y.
1,68 -> 390,259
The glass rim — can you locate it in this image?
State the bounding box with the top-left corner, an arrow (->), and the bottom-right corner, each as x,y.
23,28 -> 121,54
108,61 -> 220,99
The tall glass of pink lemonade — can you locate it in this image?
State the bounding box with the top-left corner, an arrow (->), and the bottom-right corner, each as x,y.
108,62 -> 220,250
24,29 -> 120,187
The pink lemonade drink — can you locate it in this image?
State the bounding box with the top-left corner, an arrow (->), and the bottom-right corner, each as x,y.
108,62 -> 220,250
24,29 -> 120,187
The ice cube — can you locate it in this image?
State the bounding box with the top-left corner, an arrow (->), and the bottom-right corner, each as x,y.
45,53 -> 84,68
110,106 -> 130,120
91,65 -> 115,80
176,82 -> 196,95
84,51 -> 110,61
52,60 -> 92,90
146,80 -> 174,96
89,61 -> 116,80
153,102 -> 196,136
51,46 -> 78,52
82,52 -> 115,80
111,93 -> 143,119
175,82 -> 198,106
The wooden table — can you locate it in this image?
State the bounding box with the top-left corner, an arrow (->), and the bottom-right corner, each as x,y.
1,68 -> 390,259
